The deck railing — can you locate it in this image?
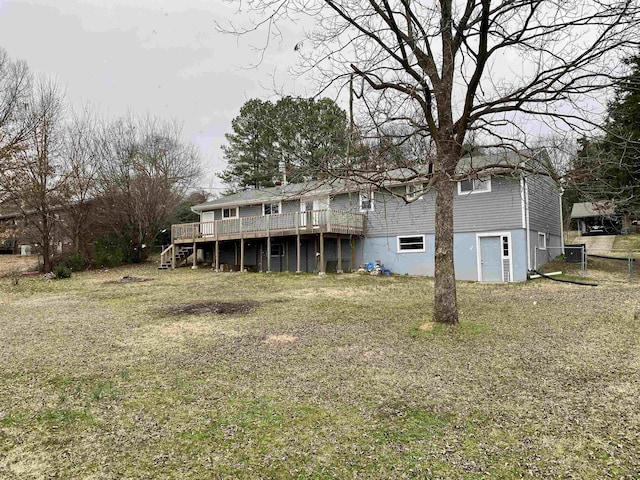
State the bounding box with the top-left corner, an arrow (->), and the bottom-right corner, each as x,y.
171,209 -> 365,242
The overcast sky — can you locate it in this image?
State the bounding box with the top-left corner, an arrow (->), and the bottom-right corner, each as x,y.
0,0 -> 312,193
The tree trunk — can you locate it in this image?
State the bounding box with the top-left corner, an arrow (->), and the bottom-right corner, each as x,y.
433,169 -> 459,324
41,238 -> 52,273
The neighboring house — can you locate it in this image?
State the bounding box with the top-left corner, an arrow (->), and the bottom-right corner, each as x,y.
0,207 -> 72,256
0,211 -> 31,254
162,152 -> 563,282
570,201 -> 621,235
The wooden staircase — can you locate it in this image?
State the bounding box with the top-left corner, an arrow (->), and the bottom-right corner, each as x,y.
158,245 -> 194,270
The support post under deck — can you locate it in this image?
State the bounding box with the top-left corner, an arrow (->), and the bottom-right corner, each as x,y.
240,238 -> 245,272
266,236 -> 271,272
296,234 -> 301,273
319,232 -> 325,274
336,234 -> 343,273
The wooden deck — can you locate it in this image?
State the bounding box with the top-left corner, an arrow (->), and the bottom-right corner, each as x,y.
171,209 -> 365,243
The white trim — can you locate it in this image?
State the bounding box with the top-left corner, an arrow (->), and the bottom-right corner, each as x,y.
222,207 -> 238,219
359,192 -> 375,212
397,234 -> 426,253
476,231 -> 513,282
457,177 -> 492,195
524,178 -> 531,271
406,183 -> 424,201
262,202 -> 282,215
520,177 -> 526,229
559,187 -> 565,254
537,231 -> 547,250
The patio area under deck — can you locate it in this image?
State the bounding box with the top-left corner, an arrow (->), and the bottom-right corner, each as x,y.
164,209 -> 365,273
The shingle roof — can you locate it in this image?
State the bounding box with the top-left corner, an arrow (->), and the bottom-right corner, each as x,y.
570,201 -> 616,219
196,149 -> 551,212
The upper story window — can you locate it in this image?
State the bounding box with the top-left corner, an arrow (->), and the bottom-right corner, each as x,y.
458,177 -> 491,195
222,207 -> 238,219
406,183 -> 424,201
263,202 -> 281,215
359,192 -> 375,212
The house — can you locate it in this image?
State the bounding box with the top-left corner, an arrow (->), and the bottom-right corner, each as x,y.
162,152 -> 563,282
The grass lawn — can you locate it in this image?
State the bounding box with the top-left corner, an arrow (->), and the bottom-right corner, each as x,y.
1,263 -> 639,478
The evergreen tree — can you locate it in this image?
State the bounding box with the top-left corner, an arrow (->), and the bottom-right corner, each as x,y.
219,97 -> 348,189
219,99 -> 278,189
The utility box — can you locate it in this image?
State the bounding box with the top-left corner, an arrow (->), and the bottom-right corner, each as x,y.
565,244 -> 585,263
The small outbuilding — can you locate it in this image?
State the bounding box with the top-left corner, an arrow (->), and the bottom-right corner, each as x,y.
570,201 -> 621,235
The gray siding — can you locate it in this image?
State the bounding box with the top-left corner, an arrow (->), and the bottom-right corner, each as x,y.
239,204 -> 263,217
332,177 -> 523,237
526,175 -> 562,236
453,177 -> 523,233
282,200 -> 299,214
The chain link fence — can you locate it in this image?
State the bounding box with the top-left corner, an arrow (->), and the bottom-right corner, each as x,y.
539,245 -> 639,282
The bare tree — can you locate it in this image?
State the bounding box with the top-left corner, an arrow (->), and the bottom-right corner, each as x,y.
1,78 -> 66,272
95,114 -> 201,263
62,104 -> 100,260
227,0 -> 640,323
0,48 -> 32,193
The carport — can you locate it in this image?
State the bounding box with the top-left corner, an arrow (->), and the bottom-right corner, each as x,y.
570,201 -> 621,235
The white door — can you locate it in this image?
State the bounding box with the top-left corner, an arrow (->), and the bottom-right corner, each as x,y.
301,198 -> 329,228
201,211 -> 215,235
480,236 -> 502,282
300,200 -> 313,228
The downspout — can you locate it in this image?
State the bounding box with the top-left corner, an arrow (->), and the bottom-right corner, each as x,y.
559,186 -> 565,254
523,176 -> 532,272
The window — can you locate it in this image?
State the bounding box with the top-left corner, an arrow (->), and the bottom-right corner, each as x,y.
222,207 -> 238,219
406,183 -> 424,201
502,236 -> 509,257
397,235 -> 426,252
263,202 -> 281,215
359,192 -> 375,212
458,177 -> 491,195
538,232 -> 547,250
271,243 -> 284,257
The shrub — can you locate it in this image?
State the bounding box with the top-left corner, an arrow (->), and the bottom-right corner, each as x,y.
53,264 -> 72,279
67,252 -> 88,271
92,235 -> 127,268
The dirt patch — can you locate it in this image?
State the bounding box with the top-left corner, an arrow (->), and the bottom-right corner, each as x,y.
106,276 -> 152,284
262,334 -> 299,344
164,301 -> 259,316
418,322 -> 435,331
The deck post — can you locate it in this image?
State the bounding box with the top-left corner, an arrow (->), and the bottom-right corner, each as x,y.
215,241 -> 219,272
319,232 -> 325,274
285,242 -> 289,272
266,236 -> 272,272
192,241 -> 197,269
240,238 -> 245,272
336,234 -> 343,273
171,244 -> 176,270
296,234 -> 301,273
350,235 -> 356,273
